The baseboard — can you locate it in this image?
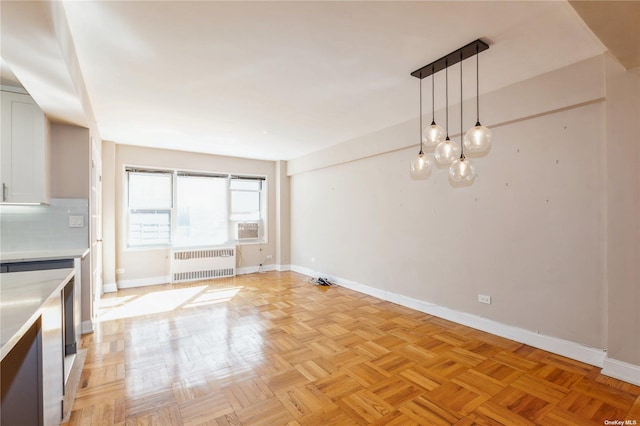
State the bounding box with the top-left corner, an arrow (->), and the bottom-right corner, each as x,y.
81,320 -> 94,334
237,266 -> 258,275
602,357 -> 640,385
103,282 -> 118,293
393,292 -> 606,368
117,275 -> 171,289
114,266 -> 291,286
236,264 -> 295,275
291,265 -> 607,369
237,264 -> 278,275
290,264 -> 317,277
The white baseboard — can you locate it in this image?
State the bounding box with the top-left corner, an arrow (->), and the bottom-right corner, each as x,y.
237,264 -> 294,275
237,266 -> 259,275
103,282 -> 118,293
237,264 -> 278,275
114,266 -> 292,287
117,275 -> 171,289
290,264 -> 317,277
602,357 -> 640,386
81,320 -> 94,334
290,265 -> 607,369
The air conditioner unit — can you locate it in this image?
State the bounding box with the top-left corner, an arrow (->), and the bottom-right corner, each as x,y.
236,221 -> 261,240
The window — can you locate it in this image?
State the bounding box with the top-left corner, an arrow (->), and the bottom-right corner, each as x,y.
175,174 -> 228,246
127,171 -> 172,246
126,168 -> 266,248
230,178 -> 262,222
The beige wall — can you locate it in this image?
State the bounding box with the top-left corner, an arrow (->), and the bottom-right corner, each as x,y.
276,160 -> 291,267
49,123 -> 94,325
605,54 -> 640,366
104,144 -> 280,285
289,54 -> 639,367
102,141 -> 117,287
50,123 -> 90,199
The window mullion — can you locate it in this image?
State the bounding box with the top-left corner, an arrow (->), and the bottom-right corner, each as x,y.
170,170 -> 177,244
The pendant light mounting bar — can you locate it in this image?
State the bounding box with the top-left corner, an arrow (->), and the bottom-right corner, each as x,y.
411,39 -> 489,79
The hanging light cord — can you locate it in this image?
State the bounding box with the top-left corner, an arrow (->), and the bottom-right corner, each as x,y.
431,66 -> 436,125
460,52 -> 464,159
445,60 -> 449,139
419,75 -> 424,154
476,44 -> 480,125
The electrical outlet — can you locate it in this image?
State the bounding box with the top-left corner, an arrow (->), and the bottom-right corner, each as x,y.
68,215 -> 84,228
116,268 -> 125,274
478,294 -> 491,304
311,257 -> 316,263
265,255 -> 273,260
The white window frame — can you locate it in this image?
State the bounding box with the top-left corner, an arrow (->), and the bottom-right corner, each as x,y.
229,176 -> 267,244
126,169 -> 173,248
175,172 -> 230,247
124,167 -> 267,250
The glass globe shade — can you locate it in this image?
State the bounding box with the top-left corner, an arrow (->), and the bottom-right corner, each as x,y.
410,152 -> 432,179
449,157 -> 477,183
423,122 -> 445,148
464,123 -> 492,154
434,138 -> 460,165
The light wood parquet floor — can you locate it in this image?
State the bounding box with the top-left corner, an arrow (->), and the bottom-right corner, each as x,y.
67,271 -> 640,425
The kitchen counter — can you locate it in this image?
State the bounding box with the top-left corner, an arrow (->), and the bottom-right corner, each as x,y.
0,248 -> 89,263
0,268 -> 75,360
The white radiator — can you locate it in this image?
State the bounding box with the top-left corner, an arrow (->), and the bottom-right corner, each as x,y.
170,247 -> 236,283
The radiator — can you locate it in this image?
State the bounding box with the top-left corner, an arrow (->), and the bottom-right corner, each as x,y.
170,247 -> 236,283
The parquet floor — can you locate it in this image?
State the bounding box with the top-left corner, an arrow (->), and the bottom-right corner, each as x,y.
67,271 -> 640,425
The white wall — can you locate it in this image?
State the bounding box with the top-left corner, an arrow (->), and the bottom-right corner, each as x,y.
289,54 -> 640,380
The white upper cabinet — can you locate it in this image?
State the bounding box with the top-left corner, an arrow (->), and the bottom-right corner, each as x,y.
1,90 -> 49,204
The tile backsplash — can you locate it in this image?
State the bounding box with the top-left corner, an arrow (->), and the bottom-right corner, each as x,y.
0,198 -> 89,251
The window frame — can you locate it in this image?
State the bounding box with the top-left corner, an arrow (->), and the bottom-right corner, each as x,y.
124,167 -> 267,250
229,176 -> 266,243
126,169 -> 174,248
175,172 -> 230,247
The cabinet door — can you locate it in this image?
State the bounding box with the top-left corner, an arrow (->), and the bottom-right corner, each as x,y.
41,292 -> 64,425
0,321 -> 41,426
0,90 -> 47,203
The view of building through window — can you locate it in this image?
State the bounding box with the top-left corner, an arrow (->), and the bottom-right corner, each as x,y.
126,169 -> 265,247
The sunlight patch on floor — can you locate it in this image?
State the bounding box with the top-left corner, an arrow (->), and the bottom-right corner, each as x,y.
98,285 -> 245,321
99,286 -> 208,321
183,287 -> 242,308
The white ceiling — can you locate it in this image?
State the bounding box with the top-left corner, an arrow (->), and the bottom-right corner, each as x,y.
2,1 -> 607,161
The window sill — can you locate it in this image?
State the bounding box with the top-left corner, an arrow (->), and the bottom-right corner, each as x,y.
125,240 -> 267,251
233,239 -> 267,246
125,244 -> 172,252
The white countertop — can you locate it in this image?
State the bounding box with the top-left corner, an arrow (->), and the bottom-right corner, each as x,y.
0,248 -> 90,263
1,268 -> 75,360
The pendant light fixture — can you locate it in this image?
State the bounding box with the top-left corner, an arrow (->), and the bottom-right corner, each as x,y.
409,39 -> 489,186
434,61 -> 459,165
423,66 -> 445,148
450,51 -> 477,183
464,43 -> 492,154
410,75 -> 432,179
